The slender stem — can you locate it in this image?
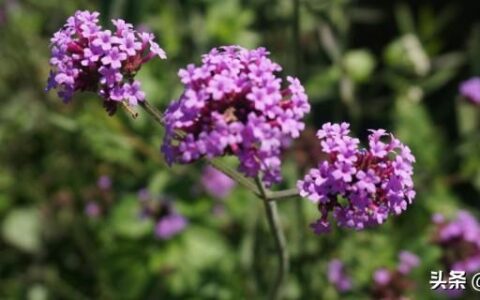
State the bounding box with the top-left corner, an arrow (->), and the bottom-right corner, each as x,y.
255,177 -> 289,300
266,188 -> 299,201
139,100 -> 164,125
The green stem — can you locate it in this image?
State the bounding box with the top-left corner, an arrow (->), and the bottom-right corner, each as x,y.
266,188 -> 299,202
139,100 -> 164,125
255,177 -> 289,300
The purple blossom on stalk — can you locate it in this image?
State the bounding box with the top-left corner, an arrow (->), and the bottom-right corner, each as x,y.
459,77 -> 480,104
46,10 -> 166,114
297,122 -> 415,233
138,191 -> 187,240
162,46 -> 310,186
433,211 -> 480,274
327,259 -> 352,292
201,165 -> 236,199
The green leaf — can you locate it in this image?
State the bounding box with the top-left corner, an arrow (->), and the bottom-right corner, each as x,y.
109,196 -> 153,239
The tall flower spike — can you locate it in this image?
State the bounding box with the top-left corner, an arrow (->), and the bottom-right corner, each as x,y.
162,46 -> 310,186
46,10 -> 166,114
297,122 -> 415,233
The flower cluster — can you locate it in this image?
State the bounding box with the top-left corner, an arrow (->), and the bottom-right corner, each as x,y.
459,77 -> 480,105
161,46 -> 310,186
201,165 -> 235,199
432,211 -> 480,273
138,190 -> 187,240
327,259 -> 352,292
371,251 -> 419,299
46,10 -> 166,114
297,122 -> 415,233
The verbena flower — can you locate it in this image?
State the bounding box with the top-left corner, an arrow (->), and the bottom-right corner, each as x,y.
327,259 -> 352,292
97,175 -> 112,191
433,211 -> 480,273
84,201 -> 101,218
161,46 -> 310,186
459,77 -> 480,105
297,122 -> 415,233
46,10 -> 166,114
201,165 -> 235,199
371,251 -> 419,299
138,191 -> 187,240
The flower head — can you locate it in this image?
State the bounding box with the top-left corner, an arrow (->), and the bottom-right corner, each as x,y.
201,165 -> 236,199
46,10 -> 166,114
138,191 -> 187,240
433,211 -> 480,274
371,251 -> 419,299
297,122 -> 415,233
162,46 -> 310,186
327,259 -> 352,292
459,77 -> 480,104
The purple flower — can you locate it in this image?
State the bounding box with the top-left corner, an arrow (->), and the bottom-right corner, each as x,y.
162,46 -> 310,186
433,211 -> 480,274
201,165 -> 236,199
85,201 -> 101,218
97,175 -> 112,190
397,251 -> 420,275
155,213 -> 188,240
373,268 -> 391,285
46,10 -> 166,114
371,252 -> 419,299
101,47 -> 127,69
99,66 -> 123,86
459,77 -> 480,104
297,122 -> 415,233
327,259 -> 352,292
92,30 -> 113,51
138,191 -> 188,240
123,80 -> 146,106
119,33 -> 142,56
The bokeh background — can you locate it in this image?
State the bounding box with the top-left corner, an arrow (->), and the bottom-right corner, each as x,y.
1,0 -> 480,299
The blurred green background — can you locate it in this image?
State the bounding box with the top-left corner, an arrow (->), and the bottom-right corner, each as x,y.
1,0 -> 480,299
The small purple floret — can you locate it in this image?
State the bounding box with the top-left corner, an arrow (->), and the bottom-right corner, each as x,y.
459,77 -> 480,104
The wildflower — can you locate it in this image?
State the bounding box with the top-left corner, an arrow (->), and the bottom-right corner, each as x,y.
432,211 -> 480,274
201,165 -> 236,199
97,175 -> 112,191
297,122 -> 415,233
84,201 -> 101,218
459,77 -> 480,104
371,251 -> 419,299
327,259 -> 352,292
162,46 -> 310,186
46,10 -> 166,114
138,191 -> 187,240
